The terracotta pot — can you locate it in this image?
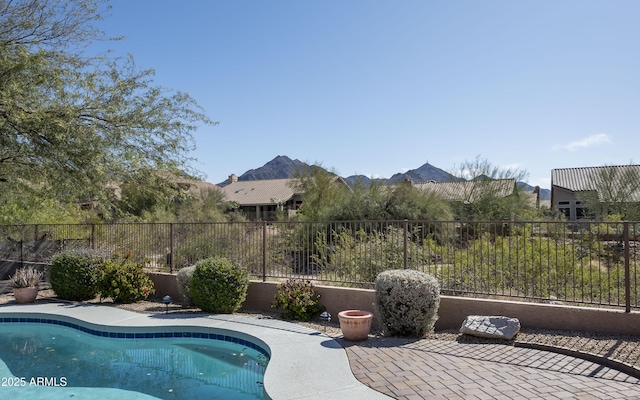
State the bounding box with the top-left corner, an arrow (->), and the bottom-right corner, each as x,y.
13,287 -> 38,304
338,310 -> 373,341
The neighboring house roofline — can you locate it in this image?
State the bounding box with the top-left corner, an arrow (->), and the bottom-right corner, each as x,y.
413,178 -> 517,203
550,164 -> 640,220
551,165 -> 640,192
219,178 -> 301,207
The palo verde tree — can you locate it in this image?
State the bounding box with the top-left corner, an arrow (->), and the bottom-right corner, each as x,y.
576,164 -> 640,221
448,156 -> 533,221
0,0 -> 215,220
290,164 -> 351,221
385,182 -> 453,221
321,179 -> 453,221
321,178 -> 389,221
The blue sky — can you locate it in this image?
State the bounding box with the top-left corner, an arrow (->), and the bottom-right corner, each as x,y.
97,0 -> 640,189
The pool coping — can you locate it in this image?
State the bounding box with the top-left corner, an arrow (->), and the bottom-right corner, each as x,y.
0,303 -> 391,400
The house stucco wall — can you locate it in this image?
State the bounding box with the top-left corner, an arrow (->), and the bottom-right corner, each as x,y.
552,186 -> 580,220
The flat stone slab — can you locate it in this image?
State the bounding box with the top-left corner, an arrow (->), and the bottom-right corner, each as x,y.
460,315 -> 521,340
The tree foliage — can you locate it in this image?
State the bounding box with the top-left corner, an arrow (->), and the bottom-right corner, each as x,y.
385,183 -> 453,221
290,164 -> 351,221
576,165 -> 640,221
448,155 -> 533,220
0,192 -> 89,224
442,230 -> 579,298
313,226 -> 438,284
321,179 -> 390,221
114,170 -> 227,222
297,174 -> 453,222
0,0 -> 214,215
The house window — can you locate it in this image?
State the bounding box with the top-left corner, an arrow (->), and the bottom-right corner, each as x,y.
558,201 -> 571,219
576,207 -> 590,219
574,201 -> 591,219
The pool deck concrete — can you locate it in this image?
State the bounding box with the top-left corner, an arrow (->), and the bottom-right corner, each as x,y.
0,303 -> 391,400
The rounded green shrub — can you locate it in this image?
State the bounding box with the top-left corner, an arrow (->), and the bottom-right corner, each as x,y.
98,257 -> 155,304
190,257 -> 249,313
375,269 -> 440,337
49,250 -> 103,301
272,279 -> 325,321
176,265 -> 196,305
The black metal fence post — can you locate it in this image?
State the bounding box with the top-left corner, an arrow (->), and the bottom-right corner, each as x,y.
169,223 -> 175,273
403,219 -> 408,269
624,221 -> 631,313
91,224 -> 96,250
262,221 -> 267,282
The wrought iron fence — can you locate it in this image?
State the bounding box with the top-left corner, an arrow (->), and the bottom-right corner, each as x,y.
1,220 -> 639,311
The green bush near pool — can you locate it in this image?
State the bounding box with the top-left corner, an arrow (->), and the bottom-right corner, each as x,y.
190,256 -> 249,313
49,250 -> 103,301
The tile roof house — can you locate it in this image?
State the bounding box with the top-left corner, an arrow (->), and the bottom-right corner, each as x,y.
413,179 -> 518,203
551,165 -> 640,221
412,178 -> 530,219
219,175 -> 303,220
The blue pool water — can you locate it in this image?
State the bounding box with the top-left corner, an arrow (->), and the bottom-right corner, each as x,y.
0,323 -> 267,399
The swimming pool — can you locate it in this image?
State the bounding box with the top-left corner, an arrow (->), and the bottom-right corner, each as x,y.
0,322 -> 267,399
0,303 -> 392,400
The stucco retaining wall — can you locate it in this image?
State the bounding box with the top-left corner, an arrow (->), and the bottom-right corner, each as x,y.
148,273 -> 640,336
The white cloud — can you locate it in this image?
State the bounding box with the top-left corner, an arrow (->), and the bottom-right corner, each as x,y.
553,133 -> 612,152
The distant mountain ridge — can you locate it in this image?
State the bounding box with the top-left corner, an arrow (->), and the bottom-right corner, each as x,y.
217,155 -> 307,186
343,163 -> 458,186
218,155 -> 551,200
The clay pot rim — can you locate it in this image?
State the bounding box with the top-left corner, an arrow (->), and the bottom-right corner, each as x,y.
13,286 -> 39,304
338,310 -> 373,319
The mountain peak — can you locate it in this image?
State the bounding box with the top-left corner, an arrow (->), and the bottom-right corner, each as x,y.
218,156 -> 307,186
216,155 -> 551,199
388,162 -> 456,184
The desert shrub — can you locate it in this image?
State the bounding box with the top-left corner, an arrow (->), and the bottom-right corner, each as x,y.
272,279 -> 325,321
190,257 -> 249,313
375,269 -> 440,337
173,239 -> 226,269
98,257 -> 155,304
49,250 -> 104,301
176,265 -> 196,304
442,231 -> 579,299
313,226 -> 436,285
172,223 -> 265,275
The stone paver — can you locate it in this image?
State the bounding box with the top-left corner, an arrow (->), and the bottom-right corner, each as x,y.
339,337 -> 640,399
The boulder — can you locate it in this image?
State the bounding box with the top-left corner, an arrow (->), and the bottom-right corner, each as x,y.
459,315 -> 521,340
